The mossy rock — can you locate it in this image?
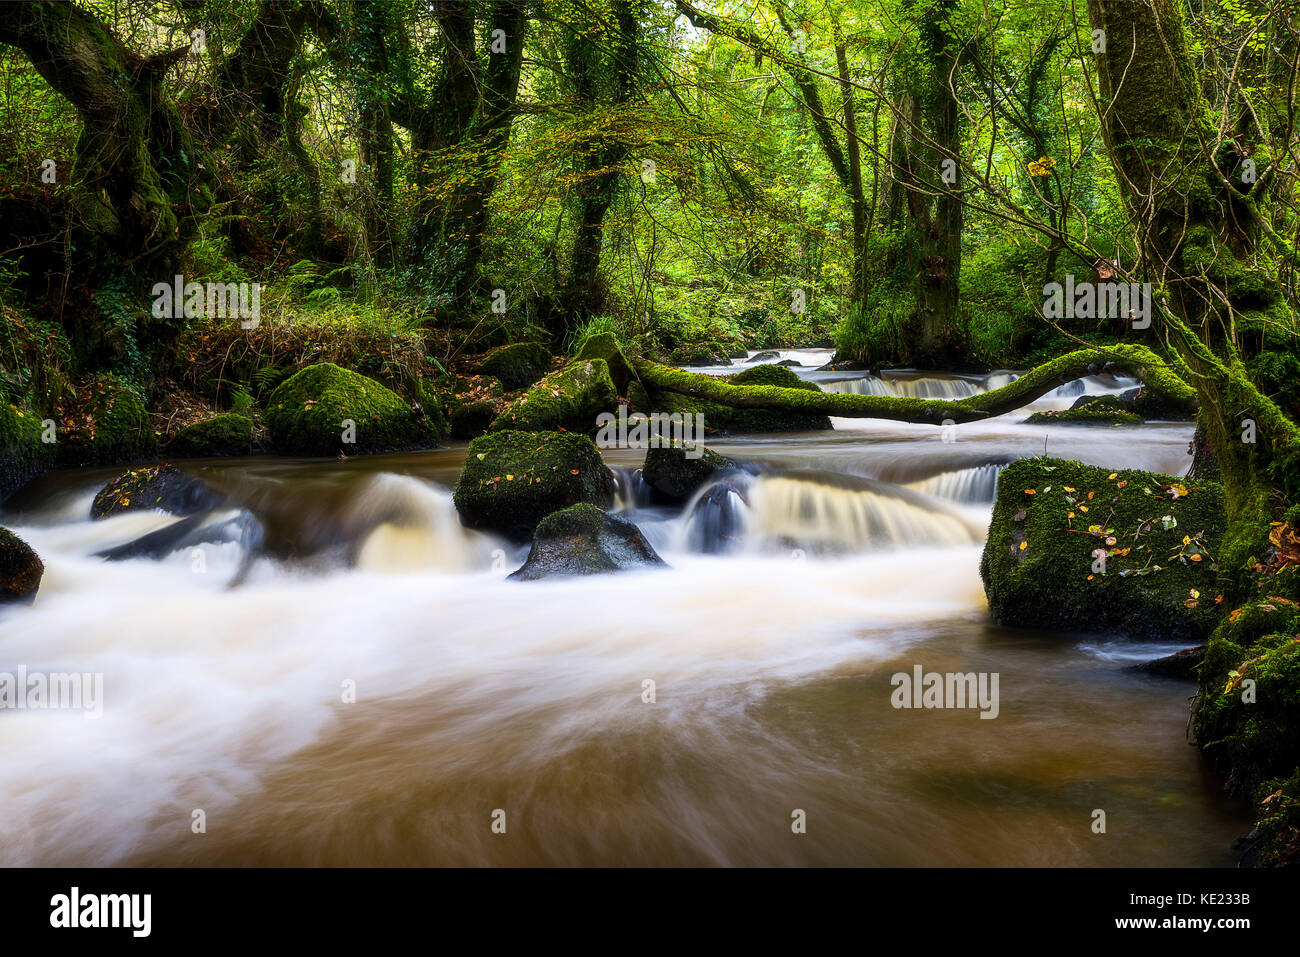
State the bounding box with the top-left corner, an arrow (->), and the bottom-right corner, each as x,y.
450,399 -> 497,440
453,430 -> 615,543
575,332 -> 636,395
475,342 -> 552,390
980,457 -> 1227,641
651,363 -> 832,433
626,381 -> 651,411
58,376 -> 158,467
91,463 -> 226,520
1027,395 -> 1143,424
489,359 -> 618,435
507,502 -> 667,580
641,441 -> 738,502
265,363 -> 434,456
1,403 -> 55,503
0,526 -> 42,605
166,414 -> 254,457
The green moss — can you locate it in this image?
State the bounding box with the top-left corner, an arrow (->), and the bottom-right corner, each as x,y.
0,526 -> 43,605
575,332 -> 636,395
0,404 -> 55,502
264,363 -> 435,456
89,463 -> 223,519
166,414 -> 254,457
508,502 -> 667,580
489,359 -> 618,435
475,342 -> 552,390
980,457 -> 1227,641
453,430 -> 616,542
641,441 -> 737,501
58,376 -> 158,467
1027,396 -> 1144,425
650,363 -> 832,433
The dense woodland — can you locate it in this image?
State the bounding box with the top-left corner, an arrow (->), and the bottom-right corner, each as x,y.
1,0 -> 1300,866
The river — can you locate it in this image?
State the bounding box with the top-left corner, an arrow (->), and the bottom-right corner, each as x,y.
0,349 -> 1248,865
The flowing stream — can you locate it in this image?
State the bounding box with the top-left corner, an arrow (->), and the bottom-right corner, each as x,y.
0,350 -> 1247,866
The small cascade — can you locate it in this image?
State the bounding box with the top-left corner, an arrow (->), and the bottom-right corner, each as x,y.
612,468 -> 655,513
745,472 -> 983,552
825,375 -> 982,400
351,474 -> 495,573
678,475 -> 753,554
906,463 -> 1005,504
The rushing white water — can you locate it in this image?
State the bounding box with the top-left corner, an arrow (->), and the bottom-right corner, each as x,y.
0,354 -> 1245,867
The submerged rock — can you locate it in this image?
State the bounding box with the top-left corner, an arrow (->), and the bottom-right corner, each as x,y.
453,430 -> 615,542
91,463 -> 226,520
1129,645 -> 1206,679
166,413 -> 254,457
265,363 -> 435,456
475,342 -> 551,390
980,457 -> 1226,641
508,503 -> 666,580
489,359 -> 618,434
1,403 -> 55,503
0,527 -> 42,604
641,441 -> 739,503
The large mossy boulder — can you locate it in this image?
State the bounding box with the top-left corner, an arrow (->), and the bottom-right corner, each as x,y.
641,441 -> 739,503
475,342 -> 552,390
265,363 -> 434,456
58,376 -> 158,467
981,457 -> 1226,641
453,430 -> 616,542
0,527 -> 43,605
166,414 -> 254,457
651,363 -> 832,433
575,332 -> 636,395
508,503 -> 667,580
91,463 -> 226,520
489,359 -> 618,435
1,404 -> 55,502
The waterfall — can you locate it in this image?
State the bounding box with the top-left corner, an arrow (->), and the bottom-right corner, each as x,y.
906,463 -> 1005,503
350,474 -> 498,573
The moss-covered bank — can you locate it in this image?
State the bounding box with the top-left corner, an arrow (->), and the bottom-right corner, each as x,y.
1,404 -> 56,503
165,414 -> 254,457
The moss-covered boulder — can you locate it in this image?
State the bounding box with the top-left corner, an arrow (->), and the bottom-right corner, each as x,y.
1027,395 -> 1143,424
651,363 -> 832,433
507,503 -> 667,580
450,399 -> 497,439
0,527 -> 43,605
575,332 -> 636,395
981,457 -> 1227,641
489,359 -> 618,435
1132,385 -> 1197,421
641,441 -> 739,503
58,376 -> 158,467
166,414 -> 254,457
1,404 -> 55,502
91,463 -> 226,520
453,430 -> 616,542
265,363 -> 434,456
475,342 -> 552,390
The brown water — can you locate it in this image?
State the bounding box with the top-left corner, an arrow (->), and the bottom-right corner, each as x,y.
0,353 -> 1247,866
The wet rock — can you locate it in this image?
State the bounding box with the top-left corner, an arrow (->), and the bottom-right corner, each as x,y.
475,342 -> 552,391
0,527 -> 42,605
489,359 -> 618,434
750,350 -> 781,362
508,503 -> 666,580
641,441 -> 739,503
166,413 -> 254,457
265,363 -> 436,456
1027,395 -> 1142,424
1129,645 -> 1206,679
91,464 -> 226,520
1069,393 -> 1136,412
453,430 -> 616,543
775,359 -> 803,367
980,457 -> 1227,641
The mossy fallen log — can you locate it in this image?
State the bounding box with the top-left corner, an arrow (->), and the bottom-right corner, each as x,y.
633,346 -> 1198,424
